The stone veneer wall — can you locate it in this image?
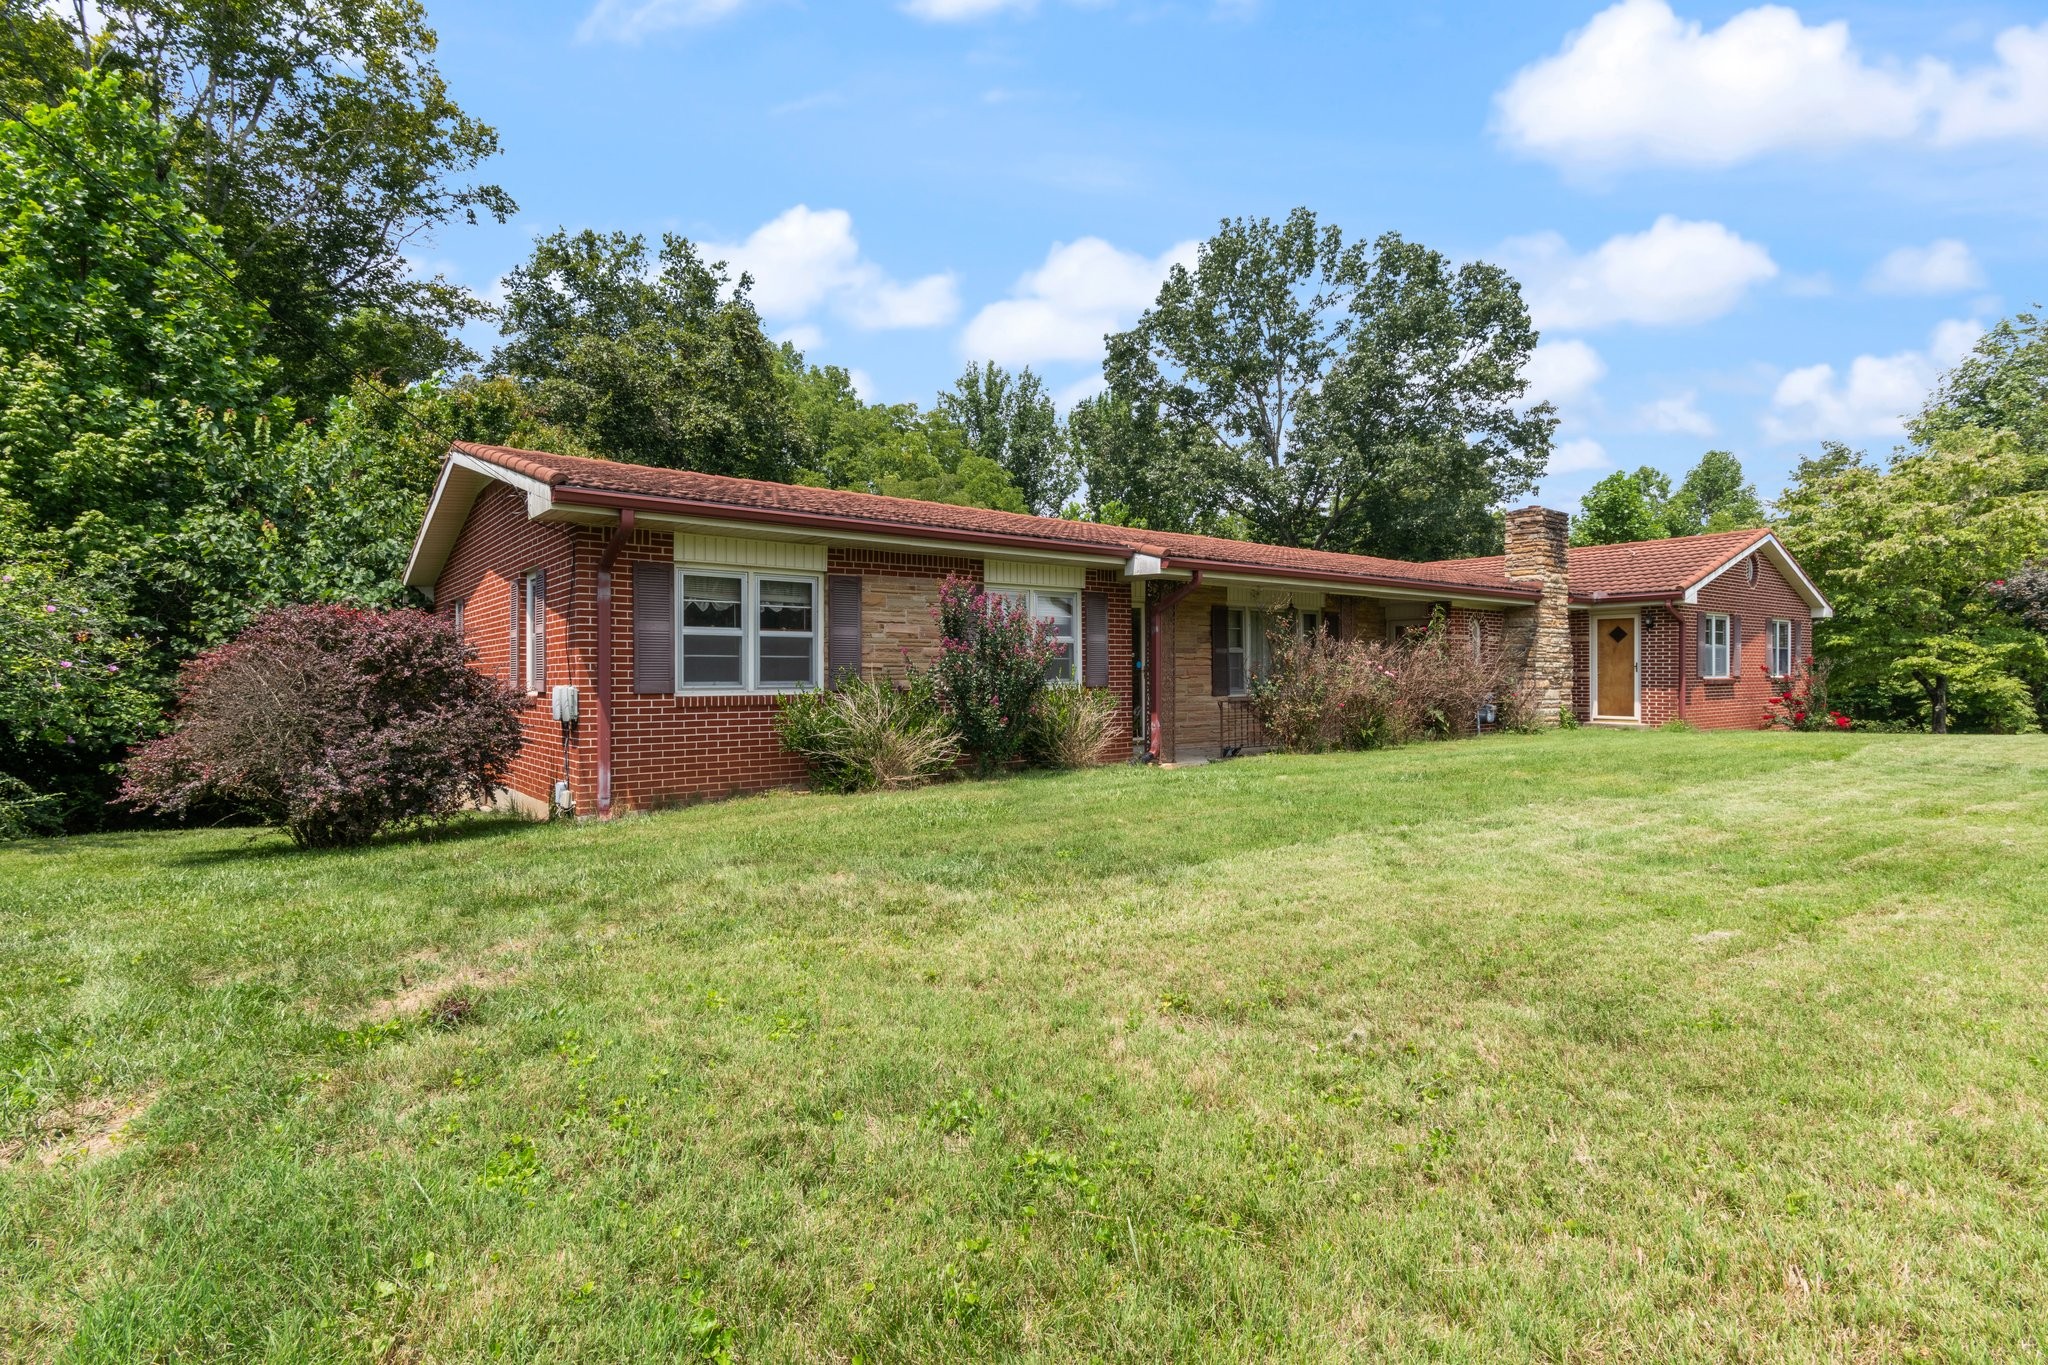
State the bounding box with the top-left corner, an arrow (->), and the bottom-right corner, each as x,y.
1502,506 -> 1573,723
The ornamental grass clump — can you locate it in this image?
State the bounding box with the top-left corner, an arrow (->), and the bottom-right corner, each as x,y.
775,674 -> 960,793
120,605 -> 522,848
929,576 -> 1059,775
1026,684 -> 1120,769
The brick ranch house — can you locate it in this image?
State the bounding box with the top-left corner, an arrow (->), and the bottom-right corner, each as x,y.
403,441 -> 1833,816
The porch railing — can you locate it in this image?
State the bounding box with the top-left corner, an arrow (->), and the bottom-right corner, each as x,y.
1217,698 -> 1273,757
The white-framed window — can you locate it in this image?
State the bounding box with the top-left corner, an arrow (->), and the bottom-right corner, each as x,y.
1768,618 -> 1793,678
1745,555 -> 1759,585
990,589 -> 1083,685
1031,590 -> 1078,684
1217,606 -> 1295,696
449,600 -> 465,637
1701,612 -> 1731,679
1219,608 -> 1249,695
522,571 -> 546,693
676,570 -> 821,692
756,576 -> 818,688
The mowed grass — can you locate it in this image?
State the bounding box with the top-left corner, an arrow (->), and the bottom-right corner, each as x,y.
3,732 -> 2047,1362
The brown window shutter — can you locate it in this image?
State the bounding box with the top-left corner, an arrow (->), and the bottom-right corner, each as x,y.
1791,619 -> 1802,672
1730,613 -> 1742,677
508,578 -> 521,686
1326,611 -> 1341,642
632,562 -> 674,694
1082,591 -> 1108,687
1210,604 -> 1230,696
828,574 -> 862,686
532,569 -> 547,692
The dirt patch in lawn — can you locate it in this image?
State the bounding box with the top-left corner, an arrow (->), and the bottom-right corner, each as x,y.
352,967 -> 522,1025
0,1092 -> 158,1169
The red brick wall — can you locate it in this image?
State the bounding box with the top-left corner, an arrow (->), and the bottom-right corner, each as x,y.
1566,552 -> 1813,730
435,485 -> 581,813
1087,567 -> 1135,761
437,497 -> 1139,811
1678,552 -> 1814,730
596,528 -> 808,810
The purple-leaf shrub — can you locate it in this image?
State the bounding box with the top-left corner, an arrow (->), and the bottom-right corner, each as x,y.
121,605 -> 523,847
929,576 -> 1059,775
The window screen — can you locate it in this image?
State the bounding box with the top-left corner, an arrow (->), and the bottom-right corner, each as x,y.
757,578 -> 817,687
1033,591 -> 1078,684
680,573 -> 744,687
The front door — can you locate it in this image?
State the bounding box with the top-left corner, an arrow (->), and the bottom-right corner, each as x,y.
1594,615 -> 1637,719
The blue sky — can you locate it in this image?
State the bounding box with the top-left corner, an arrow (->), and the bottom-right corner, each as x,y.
416,0 -> 2048,508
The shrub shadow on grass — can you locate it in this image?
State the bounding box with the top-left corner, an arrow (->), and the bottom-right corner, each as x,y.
160,812 -> 540,867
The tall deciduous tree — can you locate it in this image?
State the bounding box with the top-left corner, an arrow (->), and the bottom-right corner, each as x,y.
1104,208 -> 1553,559
1915,312 -> 2048,457
1572,451 -> 1764,545
1776,435 -> 2048,733
936,362 -> 1074,515
0,73 -> 279,639
491,229 -> 808,482
789,361 -> 1025,512
1065,391 -> 1234,534
1572,467 -> 1674,546
39,0 -> 514,403
1666,450 -> 1766,535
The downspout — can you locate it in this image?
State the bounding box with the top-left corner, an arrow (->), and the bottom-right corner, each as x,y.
1668,598 -> 1687,723
594,508 -> 635,817
1145,569 -> 1204,764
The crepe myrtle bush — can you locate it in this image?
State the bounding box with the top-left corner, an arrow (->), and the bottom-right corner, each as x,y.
930,576 -> 1060,775
121,605 -> 523,847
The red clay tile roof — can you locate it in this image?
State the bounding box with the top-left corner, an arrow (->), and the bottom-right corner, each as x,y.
449,442 -> 1540,599
1431,527 -> 1776,601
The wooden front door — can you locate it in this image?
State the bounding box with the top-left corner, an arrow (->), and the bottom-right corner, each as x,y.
1594,615 -> 1637,719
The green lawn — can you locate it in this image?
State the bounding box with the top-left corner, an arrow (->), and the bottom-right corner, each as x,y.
3,731 -> 2047,1362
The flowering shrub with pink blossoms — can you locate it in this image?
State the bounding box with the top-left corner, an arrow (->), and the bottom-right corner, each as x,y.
929,575 -> 1061,775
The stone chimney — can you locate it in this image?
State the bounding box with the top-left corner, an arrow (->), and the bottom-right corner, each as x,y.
1502,506 -> 1573,723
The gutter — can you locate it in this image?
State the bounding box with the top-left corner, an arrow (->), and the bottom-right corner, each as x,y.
593,509 -> 635,817
1145,570 -> 1204,764
555,487 -> 1133,566
552,486 -> 1537,605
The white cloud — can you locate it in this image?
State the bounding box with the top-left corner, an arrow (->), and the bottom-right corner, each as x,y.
1937,23 -> 2048,143
577,0 -> 747,43
1503,216 -> 1777,331
960,236 -> 1197,366
708,206 -> 958,332
1762,318 -> 1982,442
1055,373 -> 1109,410
901,0 -> 1033,18
776,324 -> 825,354
1549,438 -> 1614,475
847,368 -> 879,402
1495,0 -> 2048,169
1522,339 -> 1606,406
1866,239 -> 1985,295
1635,390 -> 1716,436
